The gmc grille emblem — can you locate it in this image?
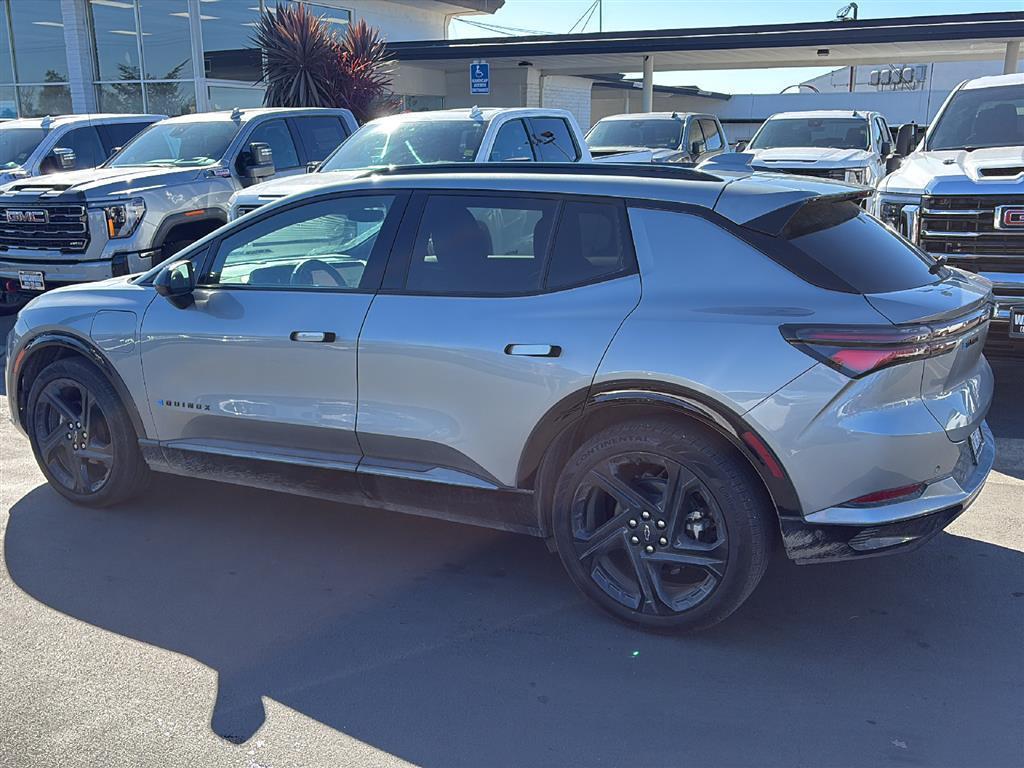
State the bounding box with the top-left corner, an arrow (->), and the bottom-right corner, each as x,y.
995,205 -> 1024,229
3,209 -> 48,224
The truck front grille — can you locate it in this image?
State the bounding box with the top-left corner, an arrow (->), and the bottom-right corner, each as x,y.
0,204 -> 89,253
760,166 -> 846,180
919,195 -> 1024,260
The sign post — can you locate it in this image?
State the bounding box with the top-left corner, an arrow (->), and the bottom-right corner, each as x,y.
470,61 -> 490,95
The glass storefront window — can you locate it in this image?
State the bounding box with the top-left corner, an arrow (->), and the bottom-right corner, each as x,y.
96,82 -> 144,113
88,0 -> 141,82
207,85 -> 266,111
17,85 -> 71,117
300,1 -> 351,32
144,81 -> 196,116
139,0 -> 192,80
201,2 -> 262,82
8,0 -> 67,83
0,85 -> 16,118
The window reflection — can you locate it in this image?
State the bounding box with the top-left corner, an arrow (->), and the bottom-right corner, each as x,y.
0,1 -> 14,84
139,0 -> 192,80
9,0 -> 68,83
145,81 -> 196,116
201,2 -> 262,82
96,82 -> 144,113
17,85 -> 72,117
88,0 -> 140,82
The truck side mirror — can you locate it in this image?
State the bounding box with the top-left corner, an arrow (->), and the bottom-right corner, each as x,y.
154,259 -> 196,309
690,141 -> 702,156
880,140 -> 892,157
242,141 -> 275,184
734,139 -> 748,152
40,147 -> 76,174
306,161 -> 320,174
895,124 -> 915,157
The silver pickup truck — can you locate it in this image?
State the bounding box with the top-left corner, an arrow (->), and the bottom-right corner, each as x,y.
0,107 -> 358,313
230,107 -> 652,216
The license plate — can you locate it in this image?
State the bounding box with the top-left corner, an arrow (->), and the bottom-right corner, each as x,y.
18,270 -> 44,291
968,428 -> 985,464
1011,305 -> 1024,339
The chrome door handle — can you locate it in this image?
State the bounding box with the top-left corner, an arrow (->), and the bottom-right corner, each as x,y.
504,344 -> 561,357
290,331 -> 336,343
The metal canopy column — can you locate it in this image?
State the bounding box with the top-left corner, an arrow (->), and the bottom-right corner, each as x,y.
642,55 -> 654,112
1004,41 -> 1021,74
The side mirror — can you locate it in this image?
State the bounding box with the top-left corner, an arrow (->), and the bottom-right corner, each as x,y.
305,161 -> 320,174
242,141 -> 275,184
895,123 -> 915,157
690,141 -> 702,156
734,139 -> 748,152
153,259 -> 195,309
40,147 -> 76,174
880,140 -> 892,157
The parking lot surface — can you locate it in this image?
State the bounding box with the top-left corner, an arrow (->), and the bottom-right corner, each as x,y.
1,314 -> 1021,768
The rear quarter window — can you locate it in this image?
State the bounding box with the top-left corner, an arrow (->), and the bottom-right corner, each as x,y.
778,200 -> 939,294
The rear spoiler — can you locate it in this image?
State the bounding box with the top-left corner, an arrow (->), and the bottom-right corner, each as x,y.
714,175 -> 871,237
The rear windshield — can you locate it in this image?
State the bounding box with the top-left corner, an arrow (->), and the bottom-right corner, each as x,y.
586,119 -> 683,150
774,200 -> 939,294
749,118 -> 869,150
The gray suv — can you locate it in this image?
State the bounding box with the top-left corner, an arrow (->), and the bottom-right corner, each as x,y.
5,164 -> 995,630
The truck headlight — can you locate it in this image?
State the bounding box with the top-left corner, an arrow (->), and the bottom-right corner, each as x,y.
101,198 -> 145,239
844,168 -> 867,185
876,193 -> 922,242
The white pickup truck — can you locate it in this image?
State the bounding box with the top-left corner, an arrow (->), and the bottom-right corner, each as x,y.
231,107 -> 651,216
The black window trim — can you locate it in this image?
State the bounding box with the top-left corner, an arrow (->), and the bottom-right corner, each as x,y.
192,189 -> 411,295
379,188 -> 639,299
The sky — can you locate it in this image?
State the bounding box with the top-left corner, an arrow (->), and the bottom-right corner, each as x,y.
446,0 -> 1023,93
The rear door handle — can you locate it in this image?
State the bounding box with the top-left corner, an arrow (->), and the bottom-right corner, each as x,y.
290,331 -> 336,343
504,344 -> 561,357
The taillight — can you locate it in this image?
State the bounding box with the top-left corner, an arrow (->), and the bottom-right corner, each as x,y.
780,310 -> 988,378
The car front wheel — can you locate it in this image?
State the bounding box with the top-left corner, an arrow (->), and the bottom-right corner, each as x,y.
551,418 -> 772,631
26,357 -> 150,507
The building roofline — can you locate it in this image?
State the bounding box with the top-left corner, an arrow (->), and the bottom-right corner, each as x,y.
389,11 -> 1024,62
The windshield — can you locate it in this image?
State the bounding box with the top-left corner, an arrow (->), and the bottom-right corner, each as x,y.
586,119 -> 683,149
319,119 -> 488,171
108,121 -> 240,168
928,83 -> 1024,151
749,118 -> 869,150
0,127 -> 46,170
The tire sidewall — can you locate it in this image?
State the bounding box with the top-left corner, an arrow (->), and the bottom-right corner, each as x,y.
551,421 -> 769,631
26,357 -> 145,507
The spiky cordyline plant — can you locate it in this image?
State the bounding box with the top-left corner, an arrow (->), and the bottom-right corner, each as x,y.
252,5 -> 397,121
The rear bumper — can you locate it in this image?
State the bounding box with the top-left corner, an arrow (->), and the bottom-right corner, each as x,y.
779,422 -> 994,563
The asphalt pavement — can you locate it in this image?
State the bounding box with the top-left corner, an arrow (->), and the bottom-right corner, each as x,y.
0,314 -> 1021,768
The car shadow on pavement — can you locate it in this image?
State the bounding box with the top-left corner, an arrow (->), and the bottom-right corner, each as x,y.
5,476 -> 1024,768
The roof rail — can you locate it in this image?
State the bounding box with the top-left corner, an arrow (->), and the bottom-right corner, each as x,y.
360,162 -> 722,183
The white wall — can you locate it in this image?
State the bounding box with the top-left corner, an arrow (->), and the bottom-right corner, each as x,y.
346,0 -> 451,41
715,89 -> 944,127
590,90 -> 723,126
539,75 -> 592,129
391,65 -> 447,97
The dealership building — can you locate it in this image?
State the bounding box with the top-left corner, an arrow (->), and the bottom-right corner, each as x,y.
0,0 -> 1021,130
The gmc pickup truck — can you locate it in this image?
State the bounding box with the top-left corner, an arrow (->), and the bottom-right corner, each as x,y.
0,107 -> 358,313
585,111 -> 729,165
230,107 -> 651,216
873,72 -> 1024,357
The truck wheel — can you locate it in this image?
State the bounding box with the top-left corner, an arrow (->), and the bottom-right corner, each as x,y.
551,418 -> 771,631
26,357 -> 150,507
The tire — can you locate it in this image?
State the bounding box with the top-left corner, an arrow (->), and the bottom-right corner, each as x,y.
551,418 -> 771,632
26,357 -> 150,507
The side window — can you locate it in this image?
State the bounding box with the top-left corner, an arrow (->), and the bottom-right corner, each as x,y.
528,118 -> 579,163
292,116 -> 349,163
405,194 -> 558,295
686,120 -> 706,154
205,195 -> 396,290
488,119 -> 534,162
97,122 -> 154,156
874,118 -> 889,150
699,119 -> 723,151
246,119 -> 300,170
546,200 -> 635,291
55,126 -> 105,168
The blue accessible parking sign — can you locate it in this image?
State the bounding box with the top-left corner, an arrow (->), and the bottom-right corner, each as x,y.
470,62 -> 490,95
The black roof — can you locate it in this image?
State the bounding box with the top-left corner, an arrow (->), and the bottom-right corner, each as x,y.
361,162 -> 720,183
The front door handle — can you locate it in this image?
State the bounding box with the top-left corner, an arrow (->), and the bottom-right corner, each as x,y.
290,331 -> 336,343
504,343 -> 561,357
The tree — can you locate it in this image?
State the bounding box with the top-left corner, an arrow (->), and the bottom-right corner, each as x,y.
252,4 -> 396,122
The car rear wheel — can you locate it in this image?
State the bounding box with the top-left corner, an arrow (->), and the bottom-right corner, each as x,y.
27,357 -> 149,507
551,418 -> 771,631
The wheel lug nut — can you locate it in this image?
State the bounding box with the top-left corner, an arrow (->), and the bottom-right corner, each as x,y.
81,432 -> 87,438
66,433 -> 72,440
628,519 -> 637,528
659,537 -> 668,546
656,520 -> 666,529
641,511 -> 651,520
644,545 -> 655,554
75,422 -> 81,428
630,535 -> 639,545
